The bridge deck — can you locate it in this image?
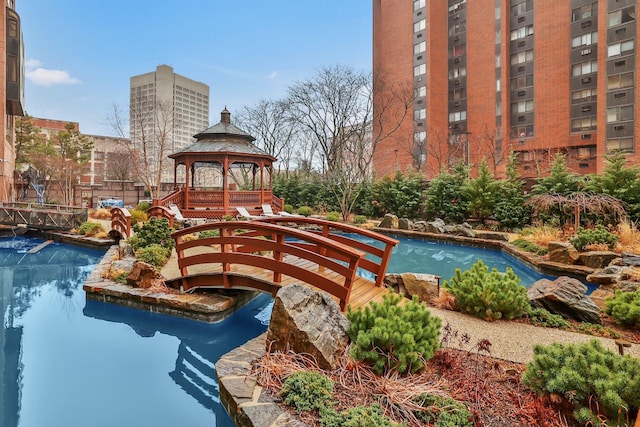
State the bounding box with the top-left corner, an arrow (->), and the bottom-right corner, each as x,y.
164,251 -> 391,310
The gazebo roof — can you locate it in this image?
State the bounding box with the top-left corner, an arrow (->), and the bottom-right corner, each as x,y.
170,107 -> 275,160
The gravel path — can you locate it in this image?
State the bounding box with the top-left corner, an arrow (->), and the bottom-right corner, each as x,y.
428,306 -> 640,363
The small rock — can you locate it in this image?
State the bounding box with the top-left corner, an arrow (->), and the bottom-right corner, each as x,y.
413,221 -> 427,232
621,252 -> 640,266
548,241 -> 580,265
451,224 -> 475,238
378,213 -> 399,229
578,251 -> 620,269
398,218 -> 412,230
425,218 -> 446,234
586,265 -> 624,285
126,261 -> 162,288
400,273 -> 440,303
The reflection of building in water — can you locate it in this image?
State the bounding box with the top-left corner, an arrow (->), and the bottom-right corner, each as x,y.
83,295 -> 270,422
1,274 -> 23,427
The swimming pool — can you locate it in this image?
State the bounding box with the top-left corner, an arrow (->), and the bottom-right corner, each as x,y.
0,236 -> 273,427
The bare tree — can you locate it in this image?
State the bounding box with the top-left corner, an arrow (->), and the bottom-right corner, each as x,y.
50,122 -> 93,205
234,99 -> 296,173
105,150 -> 133,181
107,94 -> 176,199
477,123 -> 505,176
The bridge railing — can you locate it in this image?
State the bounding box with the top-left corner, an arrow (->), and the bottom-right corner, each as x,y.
255,217 -> 398,287
110,207 -> 131,238
146,205 -> 175,228
170,221 -> 366,311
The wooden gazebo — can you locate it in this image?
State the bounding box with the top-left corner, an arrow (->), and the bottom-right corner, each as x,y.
153,108 -> 283,219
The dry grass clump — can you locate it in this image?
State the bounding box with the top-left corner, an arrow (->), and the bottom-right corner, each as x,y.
90,208 -> 112,220
518,226 -> 562,247
616,220 -> 640,254
252,348 -> 449,426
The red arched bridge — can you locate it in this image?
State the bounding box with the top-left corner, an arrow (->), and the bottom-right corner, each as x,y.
161,218 -> 399,311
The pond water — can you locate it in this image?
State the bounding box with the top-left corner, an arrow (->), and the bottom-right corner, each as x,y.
0,236 -> 273,427
1,233 -> 575,427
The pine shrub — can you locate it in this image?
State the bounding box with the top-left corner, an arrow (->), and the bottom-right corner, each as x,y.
320,404 -> 403,427
347,293 -> 441,375
605,289 -> 640,328
522,339 -> 640,424
280,371 -> 334,413
443,259 -> 530,321
130,209 -> 148,225
569,226 -> 618,251
511,238 -> 548,255
129,217 -> 174,251
414,394 -> 473,427
134,244 -> 170,268
525,307 -> 570,329
354,215 -> 367,225
297,206 -> 313,217
326,211 -> 341,222
77,221 -> 105,237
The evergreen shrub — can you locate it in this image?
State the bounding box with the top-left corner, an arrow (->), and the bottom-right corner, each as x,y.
347,293 -> 441,375
135,244 -> 170,268
525,307 -> 570,329
77,221 -> 105,237
414,394 -> 473,427
569,226 -> 618,251
283,204 -> 294,214
443,259 -> 530,321
326,211 -> 341,222
320,404 -> 402,427
198,229 -> 220,239
354,215 -> 367,225
129,217 -> 174,251
522,339 -> 640,424
605,289 -> 640,328
511,238 -> 548,255
297,206 -> 313,217
135,201 -> 151,211
280,371 -> 334,413
130,209 -> 147,224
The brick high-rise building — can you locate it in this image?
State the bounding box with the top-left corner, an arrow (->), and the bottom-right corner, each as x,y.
1,0 -> 25,200
373,0 -> 639,179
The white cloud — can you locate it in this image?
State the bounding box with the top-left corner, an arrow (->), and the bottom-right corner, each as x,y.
26,68 -> 81,87
267,71 -> 279,79
26,58 -> 42,68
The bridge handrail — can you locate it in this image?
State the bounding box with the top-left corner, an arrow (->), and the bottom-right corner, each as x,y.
147,205 -> 175,228
255,216 -> 398,287
0,201 -> 85,213
110,207 -> 131,238
171,221 -> 366,311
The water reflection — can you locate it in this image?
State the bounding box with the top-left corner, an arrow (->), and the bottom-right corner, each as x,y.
82,295 -> 272,425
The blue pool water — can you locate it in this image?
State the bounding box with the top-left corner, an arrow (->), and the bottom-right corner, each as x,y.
0,236 -> 273,427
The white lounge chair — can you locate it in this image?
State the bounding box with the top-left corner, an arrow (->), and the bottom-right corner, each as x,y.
169,204 -> 206,226
235,206 -> 262,220
261,204 -> 300,217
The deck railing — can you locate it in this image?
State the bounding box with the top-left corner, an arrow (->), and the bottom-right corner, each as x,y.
170,221 -> 366,311
110,207 -> 132,238
255,217 -> 399,287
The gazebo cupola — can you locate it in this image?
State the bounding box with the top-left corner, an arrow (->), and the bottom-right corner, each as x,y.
164,107 -> 280,219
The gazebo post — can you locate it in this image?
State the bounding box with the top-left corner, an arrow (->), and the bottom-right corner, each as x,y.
185,159 -> 192,210
260,160 -> 265,205
223,156 -> 229,213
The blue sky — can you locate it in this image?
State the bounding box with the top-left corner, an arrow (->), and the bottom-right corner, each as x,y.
18,1 -> 372,136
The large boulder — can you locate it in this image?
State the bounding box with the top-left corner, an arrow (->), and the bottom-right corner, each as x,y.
586,265 -> 625,286
578,251 -> 620,269
621,252 -> 640,266
266,284 -> 350,370
528,276 -> 602,324
413,221 -> 427,232
548,241 -> 580,265
384,273 -> 440,302
126,261 -> 162,289
449,223 -> 475,238
110,256 -> 136,276
378,213 -> 399,229
425,218 -> 446,234
398,218 -> 412,230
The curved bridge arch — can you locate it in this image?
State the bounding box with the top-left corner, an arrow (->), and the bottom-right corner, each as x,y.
166,221 -> 377,311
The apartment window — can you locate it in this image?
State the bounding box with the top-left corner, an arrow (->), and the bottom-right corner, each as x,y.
571,60 -> 597,76
448,0 -> 466,14
414,63 -> 426,77
414,41 -> 426,55
608,40 -> 635,57
416,86 -> 426,97
510,25 -> 533,41
607,72 -> 634,89
510,49 -> 533,65
575,146 -> 596,159
609,6 -> 636,27
414,131 -> 426,141
510,125 -> 534,137
450,43 -> 466,57
449,21 -> 466,36
606,137 -> 634,153
607,105 -> 634,122
449,66 -> 467,78
414,19 -> 426,32
572,31 -> 598,48
571,116 -> 597,131
511,0 -> 533,16
414,0 -> 426,10
450,88 -> 466,100
571,88 -> 597,103
414,108 -> 427,120
572,2 -> 597,21
448,110 -> 467,122
511,74 -> 533,89
511,100 -> 534,113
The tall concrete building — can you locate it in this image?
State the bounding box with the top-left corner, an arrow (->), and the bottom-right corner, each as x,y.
373,0 -> 639,179
1,0 -> 25,200
129,65 -> 210,183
